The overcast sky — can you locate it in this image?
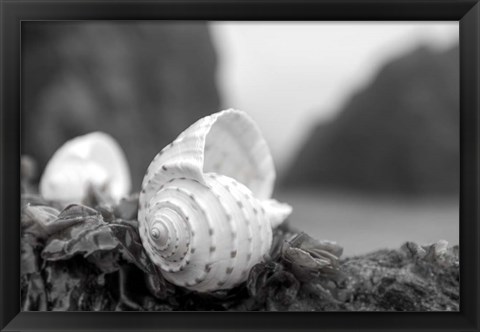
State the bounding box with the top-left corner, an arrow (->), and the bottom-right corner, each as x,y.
209,22 -> 459,175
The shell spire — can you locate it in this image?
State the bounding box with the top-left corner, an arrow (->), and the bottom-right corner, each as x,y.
138,109 -> 292,292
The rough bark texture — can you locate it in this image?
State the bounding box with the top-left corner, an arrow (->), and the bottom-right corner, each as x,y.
336,246 -> 459,311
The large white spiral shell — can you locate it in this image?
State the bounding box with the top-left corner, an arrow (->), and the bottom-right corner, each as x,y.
138,109 -> 292,292
39,132 -> 131,205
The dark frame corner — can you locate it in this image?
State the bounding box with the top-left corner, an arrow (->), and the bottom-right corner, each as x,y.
1,0 -> 479,331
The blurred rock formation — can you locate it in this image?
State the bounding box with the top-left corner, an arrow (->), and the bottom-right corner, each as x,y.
283,45 -> 459,196
22,22 -> 220,189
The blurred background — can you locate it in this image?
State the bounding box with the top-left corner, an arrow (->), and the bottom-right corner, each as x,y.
22,21 -> 459,256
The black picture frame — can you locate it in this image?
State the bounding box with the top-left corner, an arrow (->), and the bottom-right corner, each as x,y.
1,0 -> 478,331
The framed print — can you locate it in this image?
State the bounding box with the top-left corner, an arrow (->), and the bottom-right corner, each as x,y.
1,0 -> 479,331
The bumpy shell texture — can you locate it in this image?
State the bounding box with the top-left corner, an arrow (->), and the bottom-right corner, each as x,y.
40,132 -> 131,205
138,109 -> 292,292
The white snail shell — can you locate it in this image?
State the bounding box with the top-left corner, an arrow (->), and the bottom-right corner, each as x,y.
138,109 -> 292,292
39,132 -> 131,205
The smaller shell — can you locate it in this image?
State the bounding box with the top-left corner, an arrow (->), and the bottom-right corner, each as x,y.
39,132 -> 131,205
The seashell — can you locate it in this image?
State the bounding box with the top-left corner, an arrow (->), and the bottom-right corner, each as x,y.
39,132 -> 131,206
138,109 -> 292,292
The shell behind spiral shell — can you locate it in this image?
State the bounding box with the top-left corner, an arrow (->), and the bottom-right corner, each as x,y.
138,109 -> 292,292
39,132 -> 131,206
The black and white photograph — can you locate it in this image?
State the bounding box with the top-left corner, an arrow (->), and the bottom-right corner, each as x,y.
20,21 -> 459,312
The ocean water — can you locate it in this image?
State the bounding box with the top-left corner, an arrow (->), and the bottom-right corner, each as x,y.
276,189 -> 459,257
